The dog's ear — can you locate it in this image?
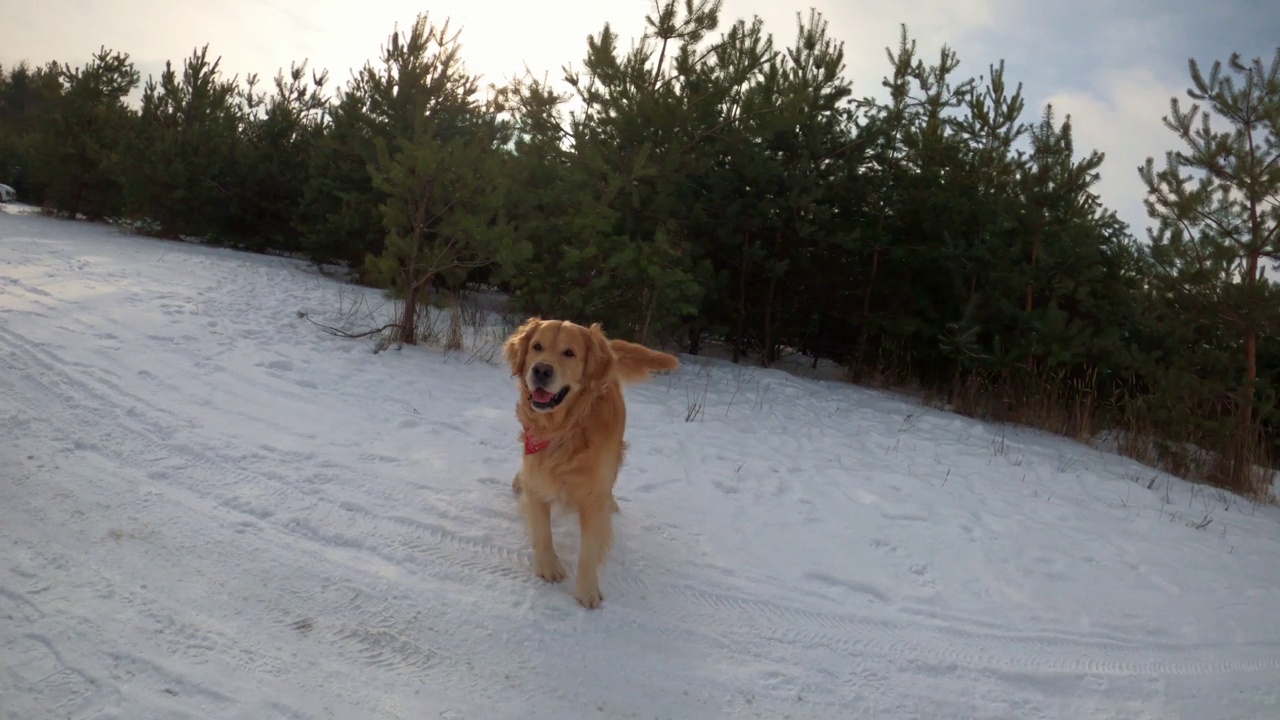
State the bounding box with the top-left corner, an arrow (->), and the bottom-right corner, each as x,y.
582,322 -> 617,387
504,317 -> 541,378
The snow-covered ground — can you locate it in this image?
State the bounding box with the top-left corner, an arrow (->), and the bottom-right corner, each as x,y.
2,207 -> 1278,720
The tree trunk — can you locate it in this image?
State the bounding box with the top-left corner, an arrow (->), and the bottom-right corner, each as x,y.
734,232 -> 749,364
444,289 -> 464,351
1025,219 -> 1041,372
1237,119 -> 1263,437
398,271 -> 420,345
763,272 -> 778,368
855,245 -> 881,372
1241,248 -> 1260,428
811,311 -> 825,370
949,275 -> 978,403
396,198 -> 431,345
761,230 -> 784,367
862,247 -> 881,319
639,289 -> 657,347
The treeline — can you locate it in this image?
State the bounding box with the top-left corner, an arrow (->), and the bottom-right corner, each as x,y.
1,2 -> 1277,496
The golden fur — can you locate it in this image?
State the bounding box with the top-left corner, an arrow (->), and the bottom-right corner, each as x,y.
504,317 -> 680,608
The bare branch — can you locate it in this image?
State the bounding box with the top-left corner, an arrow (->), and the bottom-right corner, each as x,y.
300,312 -> 400,339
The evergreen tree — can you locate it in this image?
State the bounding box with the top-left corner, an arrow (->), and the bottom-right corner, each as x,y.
359,14 -> 512,345
655,12 -> 777,357
549,0 -> 736,343
35,47 -> 139,220
126,45 -> 242,238
1010,106 -> 1137,377
855,27 -> 980,384
295,89 -> 385,268
499,74 -> 629,323
0,61 -> 63,204
1138,47 -> 1280,489
297,14 -> 485,271
224,62 -> 329,253
756,9 -> 856,365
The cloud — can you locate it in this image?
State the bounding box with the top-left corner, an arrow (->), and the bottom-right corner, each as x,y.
719,0 -> 1011,99
3,0 -> 1011,97
1044,68 -> 1184,240
3,0 -> 1266,242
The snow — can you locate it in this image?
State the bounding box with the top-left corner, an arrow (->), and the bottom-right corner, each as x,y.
2,207 -> 1278,720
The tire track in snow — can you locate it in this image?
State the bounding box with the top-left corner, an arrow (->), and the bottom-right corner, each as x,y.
0,322 -> 638,607
2,634 -> 101,720
0,585 -> 43,625
663,576 -> 1280,678
0,324 -> 187,457
0,319 -> 848,715
8,534 -> 360,718
5,314 -> 1280,705
0,325 -> 560,714
321,590 -> 447,677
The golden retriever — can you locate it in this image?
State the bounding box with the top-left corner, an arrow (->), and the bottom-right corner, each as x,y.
504,317 -> 680,608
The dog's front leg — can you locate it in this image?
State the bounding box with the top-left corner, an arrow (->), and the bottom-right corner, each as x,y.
520,490 -> 565,582
575,502 -> 613,609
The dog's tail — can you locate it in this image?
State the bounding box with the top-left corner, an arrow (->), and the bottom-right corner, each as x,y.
610,339 -> 680,386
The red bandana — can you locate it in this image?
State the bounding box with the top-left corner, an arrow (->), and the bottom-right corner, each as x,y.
522,426 -> 551,455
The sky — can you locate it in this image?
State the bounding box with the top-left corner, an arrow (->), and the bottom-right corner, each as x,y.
2,0 -> 1277,238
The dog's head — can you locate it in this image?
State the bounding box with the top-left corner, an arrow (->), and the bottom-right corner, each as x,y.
504,317 -> 615,413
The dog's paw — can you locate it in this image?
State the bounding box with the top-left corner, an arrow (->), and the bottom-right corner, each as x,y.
575,583 -> 604,609
533,554 -> 566,583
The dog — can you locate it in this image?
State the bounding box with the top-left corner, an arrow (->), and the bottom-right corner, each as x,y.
504,317 -> 680,608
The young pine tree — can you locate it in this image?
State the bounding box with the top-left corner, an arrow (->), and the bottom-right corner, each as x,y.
360,15 -> 512,346
35,47 -> 139,221
0,62 -> 63,204
556,0 -> 729,344
1139,47 -> 1280,490
127,45 -> 242,238
226,62 -> 329,253
498,74 -> 628,324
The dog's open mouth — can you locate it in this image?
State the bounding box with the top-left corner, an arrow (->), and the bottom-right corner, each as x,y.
530,386 -> 570,411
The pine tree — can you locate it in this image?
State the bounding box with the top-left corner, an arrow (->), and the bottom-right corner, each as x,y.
35,47 -> 139,220
126,45 -> 242,238
0,61 -> 63,204
1011,106 -> 1139,378
224,61 -> 329,253
359,14 -> 512,346
758,9 -> 855,365
856,26 -> 981,384
553,0 -> 734,344
1139,47 -> 1280,486
294,90 -> 385,267
298,14 -> 489,272
499,74 -> 629,323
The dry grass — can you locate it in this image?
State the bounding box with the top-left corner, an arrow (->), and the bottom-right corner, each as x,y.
942,368 -> 1101,443
1103,386 -> 1275,502
916,366 -> 1277,502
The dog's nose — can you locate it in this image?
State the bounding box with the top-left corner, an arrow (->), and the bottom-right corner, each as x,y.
531,362 -> 554,385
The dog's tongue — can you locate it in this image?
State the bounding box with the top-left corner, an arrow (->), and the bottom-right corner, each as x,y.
532,388 -> 555,403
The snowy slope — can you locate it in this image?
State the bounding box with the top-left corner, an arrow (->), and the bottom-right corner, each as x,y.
1,208 -> 1278,720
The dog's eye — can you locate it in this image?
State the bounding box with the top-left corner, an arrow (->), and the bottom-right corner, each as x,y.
532,342 -> 543,352
563,349 -> 576,358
